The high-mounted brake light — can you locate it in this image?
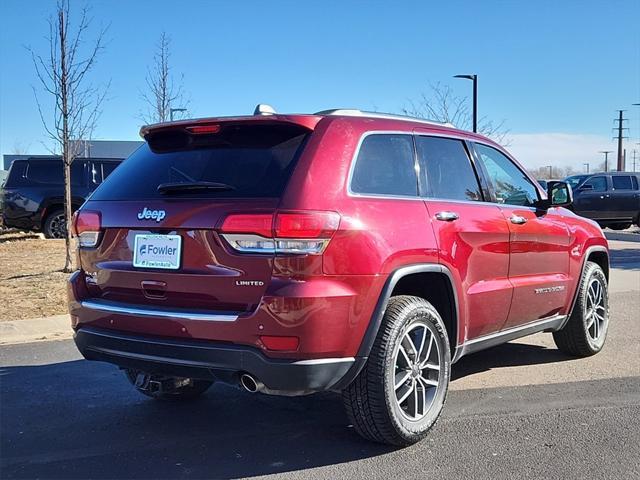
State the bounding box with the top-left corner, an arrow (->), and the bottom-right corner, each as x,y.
219,211 -> 340,255
72,210 -> 101,248
185,124 -> 221,134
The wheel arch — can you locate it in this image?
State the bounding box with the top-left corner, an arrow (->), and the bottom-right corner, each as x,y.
560,245 -> 609,330
356,264 -> 460,360
587,249 -> 609,281
41,199 -> 83,225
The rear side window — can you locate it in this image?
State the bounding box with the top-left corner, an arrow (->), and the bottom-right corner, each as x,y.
351,134 -> 417,197
91,124 -> 309,200
611,175 -> 635,190
101,162 -> 119,180
582,176 -> 607,192
26,161 -> 84,186
90,162 -> 120,185
416,136 -> 482,202
5,161 -> 27,187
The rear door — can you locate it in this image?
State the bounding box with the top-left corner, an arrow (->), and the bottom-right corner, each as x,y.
80,121 -> 311,314
416,133 -> 513,340
610,175 -> 640,221
472,143 -> 571,327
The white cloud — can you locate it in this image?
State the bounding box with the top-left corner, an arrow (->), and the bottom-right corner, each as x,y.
504,132 -> 634,172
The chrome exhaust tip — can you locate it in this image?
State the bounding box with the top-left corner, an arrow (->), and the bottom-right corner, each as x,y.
240,373 -> 264,393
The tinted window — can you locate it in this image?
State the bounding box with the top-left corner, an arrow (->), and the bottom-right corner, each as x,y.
612,175 -> 634,190
91,124 -> 309,200
351,134 -> 417,196
475,144 -> 539,207
26,161 -> 84,186
101,162 -> 118,180
89,162 -> 119,185
565,175 -> 589,189
416,136 -> 481,201
5,161 -> 27,187
582,176 -> 607,192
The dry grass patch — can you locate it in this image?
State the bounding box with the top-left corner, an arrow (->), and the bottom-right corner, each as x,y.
0,230 -> 74,321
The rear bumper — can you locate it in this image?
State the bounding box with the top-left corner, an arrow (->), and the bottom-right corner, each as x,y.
74,327 -> 364,395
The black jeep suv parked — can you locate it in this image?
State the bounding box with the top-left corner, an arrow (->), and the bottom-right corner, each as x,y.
570,172 -> 640,230
1,157 -> 122,238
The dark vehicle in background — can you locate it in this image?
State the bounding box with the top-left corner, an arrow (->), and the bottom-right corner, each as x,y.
565,174 -> 590,191
1,157 -> 123,237
570,172 -> 640,230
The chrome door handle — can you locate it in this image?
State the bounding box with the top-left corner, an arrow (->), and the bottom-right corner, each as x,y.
435,211 -> 459,222
510,215 -> 527,225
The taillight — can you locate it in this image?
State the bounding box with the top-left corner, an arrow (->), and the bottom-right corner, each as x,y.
219,211 -> 340,255
72,210 -> 101,247
274,212 -> 340,238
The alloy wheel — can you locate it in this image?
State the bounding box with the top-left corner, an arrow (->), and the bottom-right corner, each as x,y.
48,213 -> 67,239
392,322 -> 441,421
585,277 -> 607,342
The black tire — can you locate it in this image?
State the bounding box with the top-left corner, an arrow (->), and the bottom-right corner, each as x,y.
553,261 -> 609,357
608,223 -> 631,231
124,369 -> 213,401
342,295 -> 450,446
43,209 -> 67,239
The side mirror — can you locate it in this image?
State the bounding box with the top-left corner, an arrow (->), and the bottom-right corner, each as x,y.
535,181 -> 573,210
548,181 -> 573,208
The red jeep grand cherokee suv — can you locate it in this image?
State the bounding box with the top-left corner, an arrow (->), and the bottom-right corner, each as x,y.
69,107 -> 609,445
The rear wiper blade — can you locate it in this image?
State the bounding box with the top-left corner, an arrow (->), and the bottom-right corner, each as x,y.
157,181 -> 236,194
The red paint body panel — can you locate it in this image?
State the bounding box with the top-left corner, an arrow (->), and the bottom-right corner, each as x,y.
424,201 -> 512,342
69,112 -> 608,366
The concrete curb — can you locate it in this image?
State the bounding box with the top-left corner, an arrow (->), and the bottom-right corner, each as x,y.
0,315 -> 73,345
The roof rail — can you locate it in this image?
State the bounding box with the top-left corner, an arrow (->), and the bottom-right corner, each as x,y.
314,109 -> 455,128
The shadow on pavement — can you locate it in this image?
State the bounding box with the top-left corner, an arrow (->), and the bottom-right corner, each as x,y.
0,360 -> 395,479
608,248 -> 640,270
0,338 -> 587,479
452,341 -> 574,381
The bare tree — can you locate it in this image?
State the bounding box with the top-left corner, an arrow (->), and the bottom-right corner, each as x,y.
402,82 -> 510,145
29,0 -> 108,272
530,165 -> 581,180
140,32 -> 188,123
11,141 -> 32,155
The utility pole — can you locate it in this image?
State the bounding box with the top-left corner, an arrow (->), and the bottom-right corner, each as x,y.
599,150 -> 613,172
584,162 -> 589,173
632,150 -> 638,172
614,110 -> 628,171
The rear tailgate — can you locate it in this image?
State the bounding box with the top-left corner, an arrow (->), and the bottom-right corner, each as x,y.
79,198 -> 277,313
76,119 -> 315,315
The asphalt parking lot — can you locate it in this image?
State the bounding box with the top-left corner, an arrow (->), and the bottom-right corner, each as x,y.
1,239 -> 639,479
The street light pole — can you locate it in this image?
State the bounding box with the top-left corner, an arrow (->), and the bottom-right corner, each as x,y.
454,74 -> 477,133
545,165 -> 553,179
169,108 -> 187,122
583,163 -> 589,173
599,151 -> 613,172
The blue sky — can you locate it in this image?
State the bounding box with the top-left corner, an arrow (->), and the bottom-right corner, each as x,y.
1,0 -> 639,170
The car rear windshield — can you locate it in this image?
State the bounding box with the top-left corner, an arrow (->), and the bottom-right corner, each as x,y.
90,123 -> 310,200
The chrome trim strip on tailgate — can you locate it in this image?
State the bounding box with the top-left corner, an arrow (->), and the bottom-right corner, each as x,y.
80,300 -> 239,322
